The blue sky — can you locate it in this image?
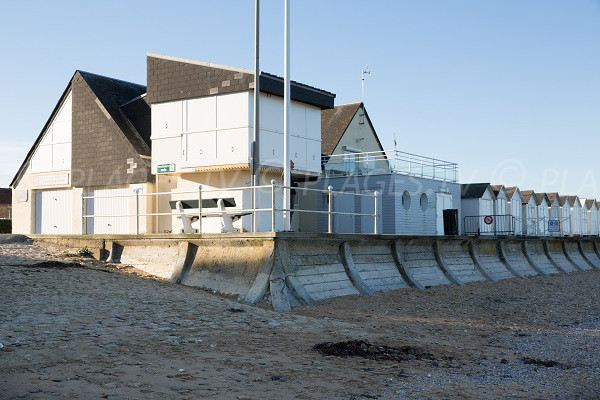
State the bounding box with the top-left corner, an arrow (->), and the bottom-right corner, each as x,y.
1,0 -> 599,198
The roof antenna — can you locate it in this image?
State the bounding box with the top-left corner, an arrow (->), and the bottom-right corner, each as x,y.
361,65 -> 371,101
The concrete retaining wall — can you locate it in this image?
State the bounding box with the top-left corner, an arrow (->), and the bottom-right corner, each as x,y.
523,241 -> 561,275
563,242 -> 592,271
436,239 -> 487,283
29,234 -> 599,311
500,241 -> 538,277
393,239 -> 452,288
580,241 -> 600,270
544,240 -> 577,273
470,240 -> 514,281
346,241 -> 410,292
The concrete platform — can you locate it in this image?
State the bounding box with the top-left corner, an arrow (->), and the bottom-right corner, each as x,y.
31,233 -> 600,311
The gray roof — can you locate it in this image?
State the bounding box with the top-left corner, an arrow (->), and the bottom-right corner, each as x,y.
461,183 -> 492,199
504,186 -> 520,201
320,102 -> 384,156
535,193 -> 548,206
585,199 -> 598,209
79,71 -> 150,155
490,185 -> 505,197
521,190 -> 536,204
568,195 -> 580,207
546,192 -> 561,206
0,188 -> 10,205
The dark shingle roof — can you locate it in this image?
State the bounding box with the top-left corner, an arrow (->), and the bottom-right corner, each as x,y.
0,188 -> 11,205
490,185 -> 505,197
521,190 -> 536,204
546,192 -> 561,206
585,199 -> 597,209
559,195 -> 570,207
321,103 -> 362,155
568,195 -> 580,207
504,186 -> 520,201
461,183 -> 492,199
535,193 -> 548,206
78,71 -> 150,155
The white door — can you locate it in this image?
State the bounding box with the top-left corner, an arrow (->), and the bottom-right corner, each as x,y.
436,193 -> 453,235
35,189 -> 73,234
480,198 -> 494,234
511,201 -> 523,235
86,185 -> 131,234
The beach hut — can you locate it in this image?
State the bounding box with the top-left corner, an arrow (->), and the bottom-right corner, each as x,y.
585,199 -> 599,236
461,183 -> 495,235
580,199 -> 590,236
557,196 -> 572,236
521,190 -> 539,236
546,193 -> 562,236
535,193 -> 550,236
505,186 -> 523,235
569,196 -> 583,236
490,185 -> 510,233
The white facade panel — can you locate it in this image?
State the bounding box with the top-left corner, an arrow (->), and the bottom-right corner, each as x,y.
260,130 -> 283,167
305,106 -> 321,141
291,102 -> 307,137
216,128 -> 250,165
216,92 -> 251,130
186,97 -> 217,133
52,120 -> 72,143
185,131 -> 217,166
52,143 -> 71,171
152,137 -> 181,173
151,101 -> 183,139
31,145 -> 53,172
306,139 -> 321,172
290,136 -> 307,170
260,95 -> 284,133
35,188 -> 73,234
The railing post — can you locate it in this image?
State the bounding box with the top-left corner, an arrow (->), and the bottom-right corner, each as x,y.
271,180 -> 276,232
327,185 -> 333,234
373,191 -> 379,234
135,188 -> 141,235
198,185 -> 203,234
81,191 -> 85,235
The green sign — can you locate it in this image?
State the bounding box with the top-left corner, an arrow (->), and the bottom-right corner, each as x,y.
157,163 -> 176,173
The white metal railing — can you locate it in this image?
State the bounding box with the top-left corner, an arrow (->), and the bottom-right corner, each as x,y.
81,183 -> 379,235
322,149 -> 459,182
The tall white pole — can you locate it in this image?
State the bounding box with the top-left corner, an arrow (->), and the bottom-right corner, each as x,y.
283,0 -> 291,231
252,0 -> 260,233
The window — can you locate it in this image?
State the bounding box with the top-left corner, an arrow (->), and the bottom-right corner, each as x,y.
420,193 -> 428,212
402,191 -> 411,211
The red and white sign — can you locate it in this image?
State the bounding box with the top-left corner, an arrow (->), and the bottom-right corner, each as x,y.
483,215 -> 494,225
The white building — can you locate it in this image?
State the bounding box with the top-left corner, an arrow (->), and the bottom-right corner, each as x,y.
490,185 -> 510,233
521,190 -> 539,236
585,199 -> 599,236
535,193 -> 550,237
546,193 -> 562,236
461,183 -> 496,235
504,186 -> 523,235
569,195 -> 583,236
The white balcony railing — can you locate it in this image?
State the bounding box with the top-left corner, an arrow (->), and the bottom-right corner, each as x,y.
322,150 -> 459,182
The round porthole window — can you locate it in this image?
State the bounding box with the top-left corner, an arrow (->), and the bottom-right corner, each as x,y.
420,193 -> 428,212
402,191 -> 411,211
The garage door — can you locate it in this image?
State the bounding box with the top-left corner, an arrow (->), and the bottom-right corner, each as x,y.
86,185 -> 131,234
35,189 -> 73,234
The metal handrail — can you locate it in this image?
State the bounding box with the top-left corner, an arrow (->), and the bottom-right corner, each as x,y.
81,183 -> 379,235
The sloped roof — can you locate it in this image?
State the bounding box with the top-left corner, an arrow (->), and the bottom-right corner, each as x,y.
521,190 -> 536,204
504,186 -> 520,201
490,185 -> 505,197
535,193 -> 548,206
585,199 -> 598,210
321,103 -> 362,155
461,183 -> 492,199
79,71 -> 150,155
568,195 -> 580,207
559,195 -> 570,207
0,188 -> 11,205
10,71 -> 150,187
546,192 -> 561,206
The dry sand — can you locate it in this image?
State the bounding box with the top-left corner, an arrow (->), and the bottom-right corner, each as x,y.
0,238 -> 598,399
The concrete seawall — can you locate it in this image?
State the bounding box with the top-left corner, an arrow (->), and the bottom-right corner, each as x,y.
31,233 -> 600,311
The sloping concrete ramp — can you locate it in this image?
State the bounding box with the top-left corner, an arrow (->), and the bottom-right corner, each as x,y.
580,241 -> 600,269
30,234 -> 600,311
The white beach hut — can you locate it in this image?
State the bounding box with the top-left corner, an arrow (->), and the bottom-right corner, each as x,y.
585,199 -> 599,236
521,190 -> 539,236
490,185 -> 510,233
535,193 -> 550,237
580,199 -> 590,236
461,183 -> 495,235
558,196 -> 572,236
569,196 -> 583,236
505,186 -> 523,235
546,193 -> 562,236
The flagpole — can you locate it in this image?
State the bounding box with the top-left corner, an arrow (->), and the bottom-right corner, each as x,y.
283,0 -> 291,231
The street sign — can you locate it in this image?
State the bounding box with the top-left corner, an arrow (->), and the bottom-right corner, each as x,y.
548,220 -> 560,233
484,215 -> 494,225
157,163 -> 176,173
